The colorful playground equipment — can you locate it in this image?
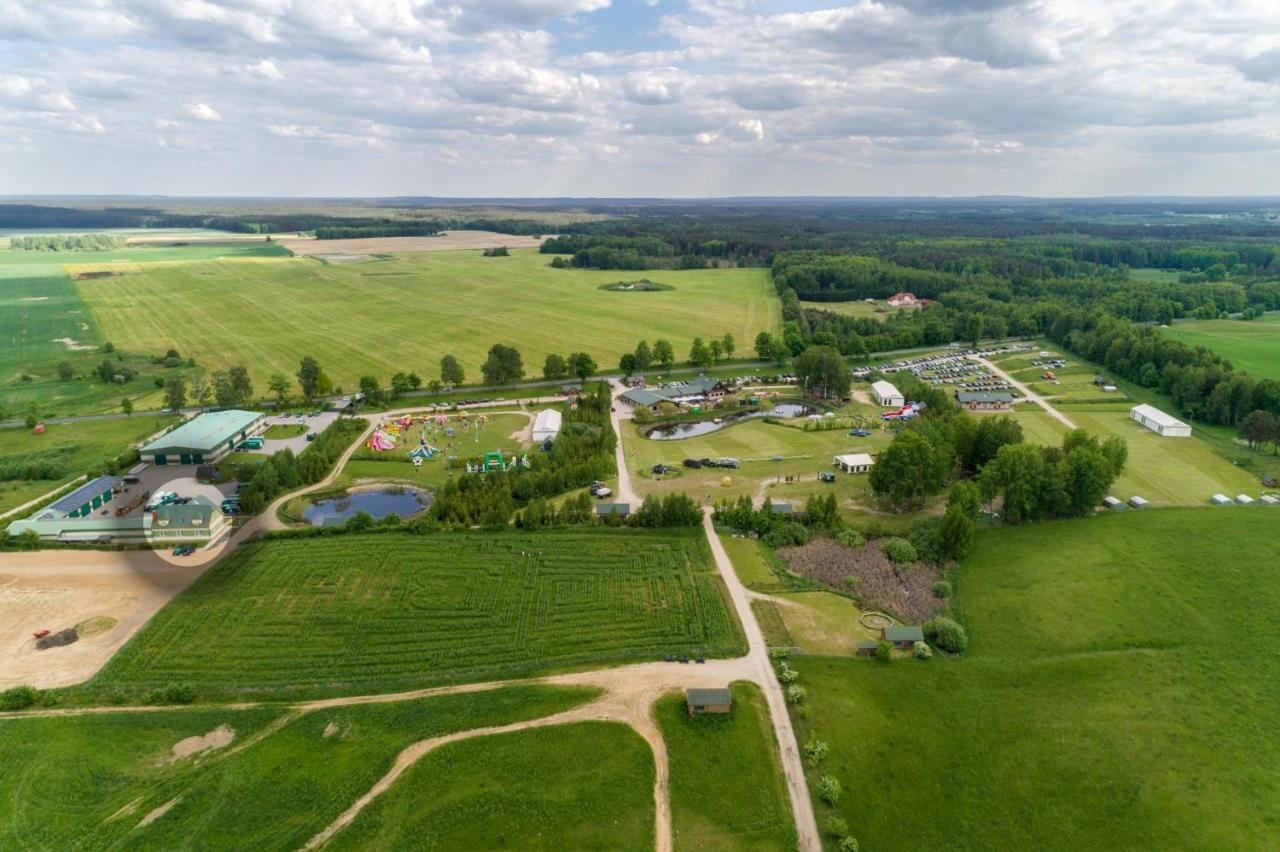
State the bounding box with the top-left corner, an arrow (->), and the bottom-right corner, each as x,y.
881,402 -> 925,421
465,451 -> 532,474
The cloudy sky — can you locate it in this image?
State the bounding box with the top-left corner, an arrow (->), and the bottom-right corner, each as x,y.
2,0 -> 1279,197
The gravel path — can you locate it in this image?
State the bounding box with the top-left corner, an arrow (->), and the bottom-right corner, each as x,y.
973,355 -> 1079,430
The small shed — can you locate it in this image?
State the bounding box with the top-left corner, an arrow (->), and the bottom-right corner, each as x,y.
1210,493 -> 1233,506
1102,496 -> 1123,510
856,640 -> 879,657
531,409 -> 563,444
686,688 -> 732,715
882,626 -> 924,649
833,453 -> 874,474
1236,494 -> 1255,505
1128,496 -> 1149,509
769,501 -> 795,516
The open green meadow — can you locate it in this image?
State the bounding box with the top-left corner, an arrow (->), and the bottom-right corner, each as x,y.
0,684 -> 595,850
771,592 -> 878,656
93,529 -> 745,698
0,240 -> 289,415
792,508 -> 1280,851
73,248 -> 780,391
0,413 -> 176,517
718,533 -> 786,590
1162,312 -> 1280,382
1010,404 -> 1259,505
657,682 -> 796,851
334,721 -> 654,851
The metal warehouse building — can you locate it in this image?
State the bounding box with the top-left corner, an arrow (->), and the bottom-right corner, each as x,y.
1129,403 -> 1191,437
140,409 -> 266,465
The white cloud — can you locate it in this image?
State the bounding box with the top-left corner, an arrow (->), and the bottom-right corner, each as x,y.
186,102 -> 222,121
245,59 -> 283,81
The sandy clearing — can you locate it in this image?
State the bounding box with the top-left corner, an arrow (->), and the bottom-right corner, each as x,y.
0,546 -> 225,689
322,722 -> 340,738
277,230 -> 547,257
136,797 -> 180,828
168,724 -> 235,763
52,337 -> 96,351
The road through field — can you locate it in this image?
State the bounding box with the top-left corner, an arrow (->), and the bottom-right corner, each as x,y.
973,355 -> 1078,430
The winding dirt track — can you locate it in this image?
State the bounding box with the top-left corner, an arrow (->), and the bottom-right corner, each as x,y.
972,355 -> 1078,430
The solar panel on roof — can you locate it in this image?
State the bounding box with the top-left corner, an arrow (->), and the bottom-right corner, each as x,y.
50,475 -> 120,513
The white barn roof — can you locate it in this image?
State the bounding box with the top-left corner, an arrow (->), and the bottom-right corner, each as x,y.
531,409 -> 563,442
871,380 -> 902,399
834,453 -> 874,468
1130,404 -> 1188,431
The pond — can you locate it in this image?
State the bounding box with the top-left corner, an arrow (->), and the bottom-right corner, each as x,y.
303,488 -> 431,526
644,404 -> 818,440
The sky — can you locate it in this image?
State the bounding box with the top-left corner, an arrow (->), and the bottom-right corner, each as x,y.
2,0 -> 1280,198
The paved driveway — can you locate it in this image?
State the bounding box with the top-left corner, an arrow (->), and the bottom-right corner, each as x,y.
255,411 -> 341,455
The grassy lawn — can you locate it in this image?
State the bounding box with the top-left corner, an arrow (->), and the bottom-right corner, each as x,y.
1162,312 -> 1280,382
799,300 -> 887,319
792,508 -> 1280,851
74,248 -> 780,391
0,413 -> 176,517
718,532 -> 786,590
262,423 -> 308,439
657,682 -> 796,851
1009,406 -> 1259,505
334,721 -> 654,851
772,591 -> 878,656
1128,267 -> 1183,283
0,685 -> 596,850
621,414 -> 893,510
92,529 -> 745,699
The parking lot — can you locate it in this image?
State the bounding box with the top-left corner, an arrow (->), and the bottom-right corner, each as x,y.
247,411 -> 341,456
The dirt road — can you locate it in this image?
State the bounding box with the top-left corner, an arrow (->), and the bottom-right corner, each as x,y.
609,380 -> 640,506
973,355 -> 1078,430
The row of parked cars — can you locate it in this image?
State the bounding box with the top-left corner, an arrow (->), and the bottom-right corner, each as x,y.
681,457 -> 740,469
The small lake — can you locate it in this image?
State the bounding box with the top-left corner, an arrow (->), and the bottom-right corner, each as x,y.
644,404 -> 818,440
303,488 -> 431,526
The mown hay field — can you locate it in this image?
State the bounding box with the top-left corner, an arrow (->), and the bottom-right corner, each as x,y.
792,508 -> 1280,851
0,685 -> 596,850
93,529 -> 745,698
73,248 -> 780,390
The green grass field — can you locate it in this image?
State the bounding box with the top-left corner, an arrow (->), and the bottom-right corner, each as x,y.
334,722 -> 655,851
1162,312 -> 1280,381
799,300 -> 886,319
622,413 -> 892,511
718,533 -> 786,590
772,592 -> 878,656
92,529 -> 745,698
0,685 -> 595,850
74,248 -> 779,391
0,241 -> 289,415
1009,405 -> 1259,505
792,508 -> 1280,851
0,413 -> 176,517
657,683 -> 796,851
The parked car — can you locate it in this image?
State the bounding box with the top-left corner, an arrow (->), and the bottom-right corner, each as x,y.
849,428 -> 871,437
171,546 -> 194,556
682,458 -> 702,469
306,432 -> 318,441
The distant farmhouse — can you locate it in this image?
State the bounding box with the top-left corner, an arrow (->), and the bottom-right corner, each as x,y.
619,373 -> 734,415
955,390 -> 1016,410
887,292 -> 922,308
1130,404 -> 1191,437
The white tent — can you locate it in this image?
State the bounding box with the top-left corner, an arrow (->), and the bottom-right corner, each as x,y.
1209,494 -> 1233,505
1236,494 -> 1255,505
1129,404 -> 1191,437
871,380 -> 904,407
531,409 -> 563,443
833,453 -> 875,474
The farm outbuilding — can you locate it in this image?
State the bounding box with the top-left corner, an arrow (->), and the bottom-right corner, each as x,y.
1129,404 -> 1191,437
149,496 -> 230,543
1128,496 -> 1149,509
1102,496 -> 1123,510
1236,494 -> 1255,505
47,475 -> 120,519
531,409 -> 563,444
955,390 -> 1015,410
1210,493 -> 1233,505
882,626 -> 924,649
833,453 -> 874,474
686,688 -> 732,715
770,501 -> 796,516
1260,494 -> 1279,505
595,502 -> 631,519
871,380 -> 904,407
856,640 -> 879,657
141,409 -> 266,465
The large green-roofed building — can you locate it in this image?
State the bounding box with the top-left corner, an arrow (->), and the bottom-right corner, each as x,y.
141,409 -> 265,465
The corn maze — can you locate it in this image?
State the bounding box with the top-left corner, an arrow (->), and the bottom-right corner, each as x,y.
95,530 -> 744,697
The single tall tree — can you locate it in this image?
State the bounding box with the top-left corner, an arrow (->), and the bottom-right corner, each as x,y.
653,339 -> 675,371
440,354 -> 465,386
164,376 -> 187,411
297,356 -> 321,401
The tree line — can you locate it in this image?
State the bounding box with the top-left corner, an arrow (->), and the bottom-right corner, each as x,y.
9,233 -> 124,251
